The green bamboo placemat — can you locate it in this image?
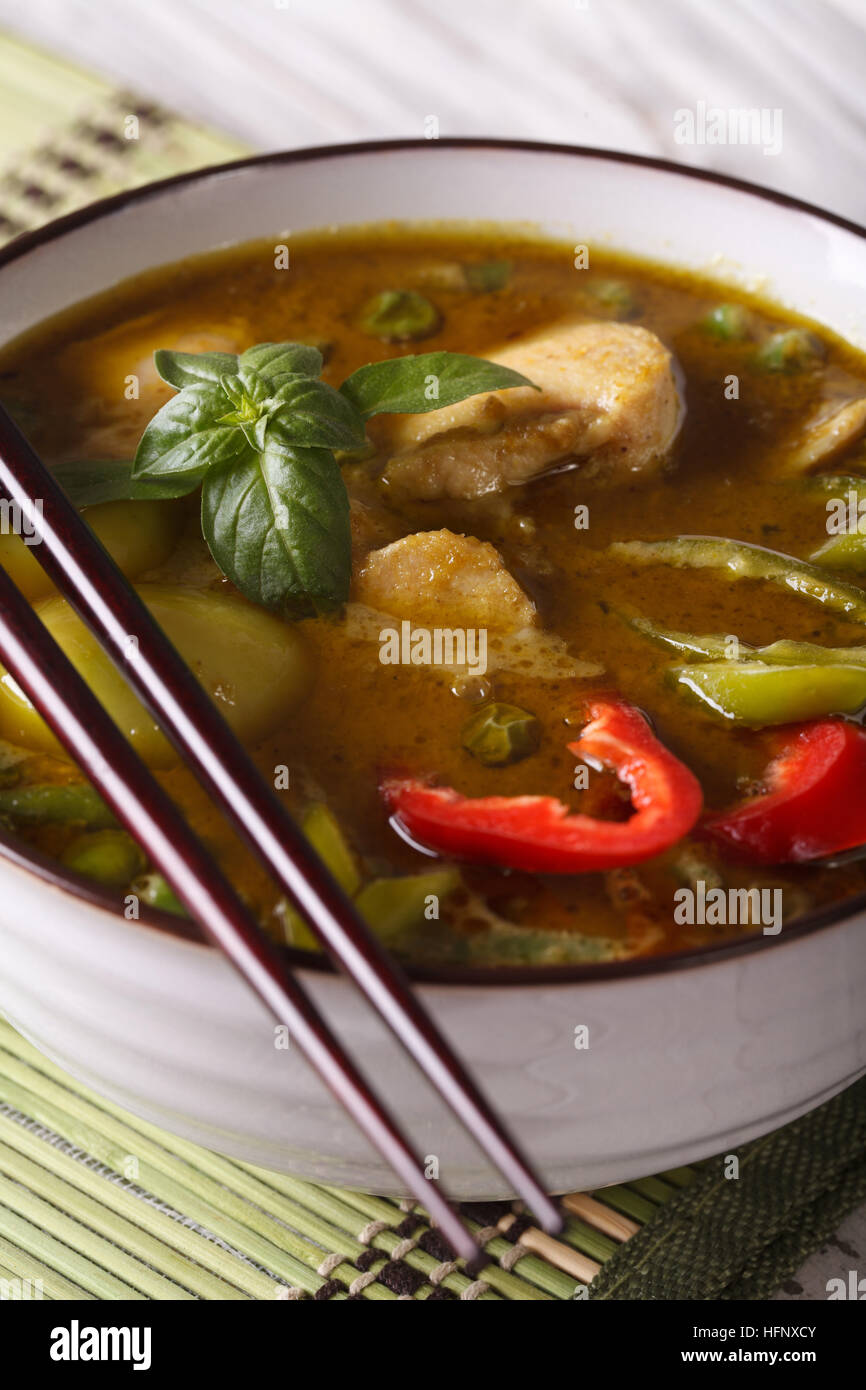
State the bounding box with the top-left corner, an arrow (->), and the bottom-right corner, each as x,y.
2,1015 -> 864,1301
0,1016 -> 680,1301
0,31 -> 245,242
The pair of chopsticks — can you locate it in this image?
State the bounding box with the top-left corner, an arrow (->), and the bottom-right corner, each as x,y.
0,405 -> 562,1263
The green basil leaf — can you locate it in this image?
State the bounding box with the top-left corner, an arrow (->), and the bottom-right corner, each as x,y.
240,341 -> 324,380
266,377 -> 366,450
154,349 -> 240,390
235,364 -> 274,407
218,373 -> 249,411
201,439 -> 351,612
132,383 -> 247,492
339,351 -> 537,419
50,459 -> 157,507
52,459 -> 195,506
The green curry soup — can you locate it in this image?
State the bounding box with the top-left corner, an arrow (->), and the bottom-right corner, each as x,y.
2,224 -> 866,967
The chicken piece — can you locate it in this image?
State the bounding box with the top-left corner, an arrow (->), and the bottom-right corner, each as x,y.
373,320 -> 683,499
353,529 -> 536,632
786,398 -> 866,472
54,320 -> 249,459
349,496 -> 404,566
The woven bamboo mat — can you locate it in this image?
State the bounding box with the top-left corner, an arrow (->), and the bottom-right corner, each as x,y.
0,31 -> 244,241
0,1018 -> 692,1301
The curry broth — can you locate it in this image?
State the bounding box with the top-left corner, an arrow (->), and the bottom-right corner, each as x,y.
3,225 -> 866,964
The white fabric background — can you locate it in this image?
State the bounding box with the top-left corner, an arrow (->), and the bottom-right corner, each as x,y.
0,0 -> 864,219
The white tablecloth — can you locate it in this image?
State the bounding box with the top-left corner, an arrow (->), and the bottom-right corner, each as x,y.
1,0 -> 864,220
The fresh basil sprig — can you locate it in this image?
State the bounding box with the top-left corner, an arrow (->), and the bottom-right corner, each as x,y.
125,341 -> 533,614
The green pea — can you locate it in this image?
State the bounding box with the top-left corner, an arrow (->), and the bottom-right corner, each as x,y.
700,303 -> 752,341
588,279 -> 640,320
129,872 -> 186,916
461,701 -> 541,767
755,328 -> 825,372
60,829 -> 146,888
463,260 -> 512,292
356,290 -> 441,342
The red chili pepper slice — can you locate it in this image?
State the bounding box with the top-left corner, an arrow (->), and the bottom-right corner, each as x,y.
381,696 -> 703,873
702,718 -> 866,864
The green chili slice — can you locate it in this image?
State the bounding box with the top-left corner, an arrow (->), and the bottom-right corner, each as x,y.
356,868 -> 460,946
0,782 -> 116,827
669,660 -> 866,726
60,829 -> 146,887
130,872 -> 186,916
810,533 -> 866,570
610,536 -> 866,623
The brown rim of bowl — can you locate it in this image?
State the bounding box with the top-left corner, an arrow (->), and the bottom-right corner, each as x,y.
1,135 -> 865,987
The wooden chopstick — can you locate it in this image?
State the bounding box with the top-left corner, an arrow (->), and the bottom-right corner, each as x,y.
0,408 -> 562,1236
0,561 -> 482,1264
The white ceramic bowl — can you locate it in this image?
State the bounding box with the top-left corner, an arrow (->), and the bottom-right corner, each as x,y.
0,141 -> 865,1198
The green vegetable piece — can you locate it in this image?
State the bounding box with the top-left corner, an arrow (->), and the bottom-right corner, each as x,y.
130,872 -> 186,916
425,918 -> 625,966
756,638 -> 866,666
60,829 -> 146,887
356,290 -> 441,342
624,613 -> 752,661
670,660 -> 866,726
355,868 -> 460,946
803,473 -> 866,497
302,803 -> 362,898
0,782 -> 116,827
281,803 -> 361,951
461,701 -> 540,766
810,532 -> 866,570
589,279 -> 639,319
700,303 -> 752,341
625,611 -> 866,669
671,846 -> 724,892
755,328 -> 824,373
610,536 -> 866,623
463,260 -> 511,292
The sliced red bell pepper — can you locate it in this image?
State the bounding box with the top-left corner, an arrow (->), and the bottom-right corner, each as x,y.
381,696 -> 703,873
702,718 -> 866,864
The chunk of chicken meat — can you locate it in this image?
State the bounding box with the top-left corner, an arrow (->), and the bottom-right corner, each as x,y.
353,529 -> 536,632
786,397 -> 866,473
55,320 -> 248,458
371,320 -> 683,499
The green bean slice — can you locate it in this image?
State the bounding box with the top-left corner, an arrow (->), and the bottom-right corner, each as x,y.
0,782 -> 116,827
610,536 -> 866,623
60,829 -> 146,887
